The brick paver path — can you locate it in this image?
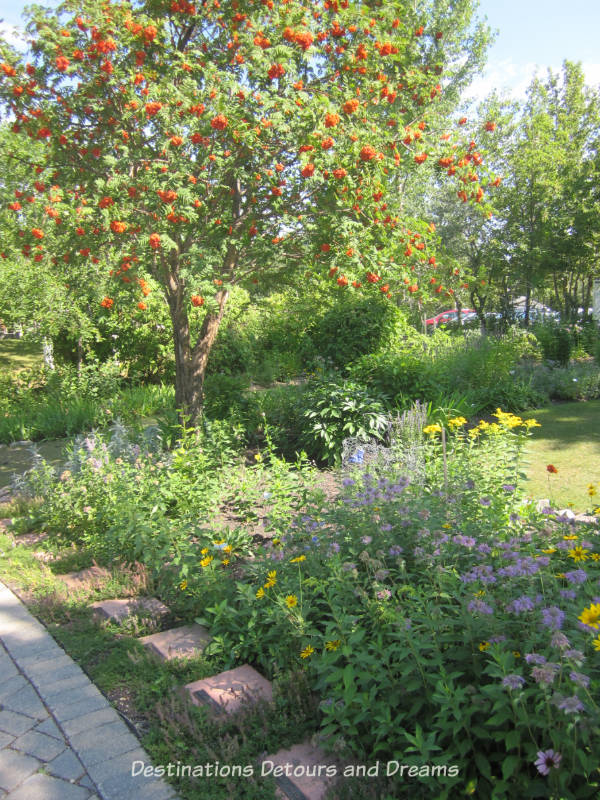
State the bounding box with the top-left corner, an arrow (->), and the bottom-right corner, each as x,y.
0,581 -> 178,800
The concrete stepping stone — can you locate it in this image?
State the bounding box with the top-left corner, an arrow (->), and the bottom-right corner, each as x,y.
57,566 -> 111,591
184,665 -> 273,716
261,742 -> 339,800
89,597 -> 169,624
139,624 -> 211,662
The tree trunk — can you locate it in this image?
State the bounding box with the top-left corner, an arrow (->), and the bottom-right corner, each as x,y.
524,285 -> 531,328
168,288 -> 229,426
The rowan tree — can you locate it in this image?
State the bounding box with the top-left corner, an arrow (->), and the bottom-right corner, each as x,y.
0,0 -> 494,422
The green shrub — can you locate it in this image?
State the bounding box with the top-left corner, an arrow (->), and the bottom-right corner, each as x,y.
304,295 -> 414,371
299,377 -> 390,465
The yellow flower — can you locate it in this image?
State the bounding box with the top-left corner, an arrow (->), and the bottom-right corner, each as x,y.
213,539 -> 225,546
264,570 -> 277,588
285,594 -> 298,608
268,570 -> 277,579
300,645 -> 314,659
448,416 -> 467,429
256,587 -> 265,599
479,642 -> 490,651
542,548 -> 556,554
423,424 -> 442,436
290,556 -> 306,563
325,640 -> 341,651
578,603 -> 600,629
591,553 -> 600,561
523,418 -> 541,428
474,590 -> 485,598
568,546 -> 589,562
477,420 -> 490,430
513,651 -> 521,659
563,534 -> 578,541
201,547 -> 209,555
179,579 -> 188,591
441,523 -> 452,529
593,636 -> 600,652
254,452 -> 262,462
222,558 -> 230,566
264,579 -> 276,589
588,484 -> 597,497
224,545 -> 232,553
468,428 -> 480,439
493,409 -> 523,429
200,556 -> 213,567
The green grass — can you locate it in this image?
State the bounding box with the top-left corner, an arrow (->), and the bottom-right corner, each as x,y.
0,338 -> 43,373
522,399 -> 600,511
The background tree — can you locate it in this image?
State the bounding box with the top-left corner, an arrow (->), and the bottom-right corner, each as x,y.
0,0 -> 493,421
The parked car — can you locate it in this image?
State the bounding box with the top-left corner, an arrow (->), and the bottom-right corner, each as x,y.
425,309 -> 475,328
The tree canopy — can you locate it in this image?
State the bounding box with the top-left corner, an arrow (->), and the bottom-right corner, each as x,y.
0,0 -> 494,418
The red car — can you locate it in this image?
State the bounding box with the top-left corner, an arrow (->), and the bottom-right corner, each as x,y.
425,309 -> 475,328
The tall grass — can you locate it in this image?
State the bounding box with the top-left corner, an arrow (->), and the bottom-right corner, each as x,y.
0,383 -> 174,443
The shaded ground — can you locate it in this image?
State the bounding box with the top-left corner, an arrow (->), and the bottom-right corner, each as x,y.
0,338 -> 43,373
523,399 -> 600,510
0,438 -> 68,490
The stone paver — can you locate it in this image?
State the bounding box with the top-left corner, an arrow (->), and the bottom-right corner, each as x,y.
0,580 -> 179,800
57,566 -> 111,592
4,772 -> 91,800
0,749 -> 41,792
10,729 -> 66,762
139,623 -> 211,662
184,664 -> 273,716
89,597 -> 170,624
261,742 -> 340,800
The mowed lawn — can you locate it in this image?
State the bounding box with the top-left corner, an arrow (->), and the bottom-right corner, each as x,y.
0,339 -> 43,374
523,399 -> 600,511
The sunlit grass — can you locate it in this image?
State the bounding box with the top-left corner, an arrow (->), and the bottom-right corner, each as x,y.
522,399 -> 600,511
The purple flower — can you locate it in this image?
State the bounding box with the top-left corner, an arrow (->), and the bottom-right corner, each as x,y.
507,595 -> 537,614
468,598 -> 494,615
342,478 -> 355,487
453,535 -> 476,548
550,632 -> 570,650
565,649 -> 585,663
461,565 -> 496,585
479,497 -> 492,507
376,589 -> 391,601
559,589 -> 577,601
502,674 -> 525,690
534,750 -> 562,776
531,664 -> 560,686
388,545 -> 403,556
557,695 -> 585,714
361,536 -> 372,545
569,671 -> 590,689
541,606 -> 565,631
564,569 -> 587,585
525,653 -> 547,665
380,523 -> 392,532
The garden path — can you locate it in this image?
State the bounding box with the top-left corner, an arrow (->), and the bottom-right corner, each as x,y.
0,580 -> 178,800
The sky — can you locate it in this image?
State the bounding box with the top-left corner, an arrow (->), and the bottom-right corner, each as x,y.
472,0 -> 600,100
0,0 -> 599,101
